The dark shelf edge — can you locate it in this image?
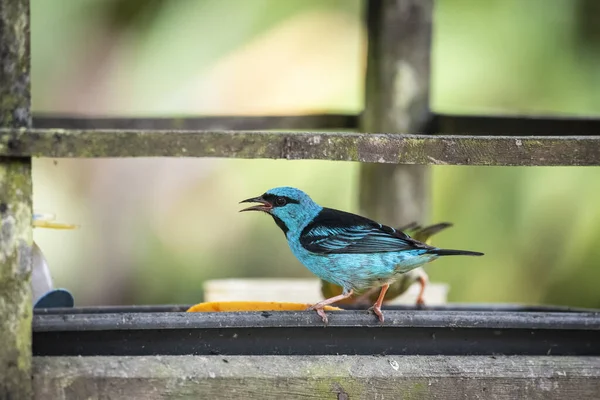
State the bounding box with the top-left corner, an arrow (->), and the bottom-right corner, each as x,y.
32,309 -> 600,332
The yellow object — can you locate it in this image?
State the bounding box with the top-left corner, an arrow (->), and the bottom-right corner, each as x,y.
186,301 -> 342,312
32,212 -> 79,230
32,220 -> 79,230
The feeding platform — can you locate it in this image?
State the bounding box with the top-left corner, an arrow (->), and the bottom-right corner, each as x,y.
33,304 -> 600,357
2,0 -> 600,398
32,304 -> 600,398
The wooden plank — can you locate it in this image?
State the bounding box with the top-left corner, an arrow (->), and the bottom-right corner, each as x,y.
32,113 -> 359,131
0,0 -> 33,398
33,355 -> 600,399
1,128 -> 600,165
359,0 -> 433,227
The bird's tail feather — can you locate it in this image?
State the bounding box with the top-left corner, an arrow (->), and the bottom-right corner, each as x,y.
415,222 -> 453,239
430,248 -> 484,257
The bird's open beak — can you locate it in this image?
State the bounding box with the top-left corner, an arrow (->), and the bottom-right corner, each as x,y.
239,196 -> 272,213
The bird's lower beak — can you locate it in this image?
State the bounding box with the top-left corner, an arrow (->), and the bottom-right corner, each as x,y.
239,196 -> 272,212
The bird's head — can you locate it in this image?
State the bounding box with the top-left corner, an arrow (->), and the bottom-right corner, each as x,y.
239,186 -> 322,235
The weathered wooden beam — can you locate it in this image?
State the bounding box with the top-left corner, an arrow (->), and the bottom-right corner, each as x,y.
359,0 -> 433,229
1,129 -> 600,165
32,113 -> 359,131
33,355 -> 600,399
0,0 -> 33,398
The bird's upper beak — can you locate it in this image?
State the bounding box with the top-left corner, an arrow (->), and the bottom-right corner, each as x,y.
239,195 -> 272,213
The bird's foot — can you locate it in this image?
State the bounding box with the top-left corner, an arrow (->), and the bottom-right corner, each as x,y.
415,275 -> 427,308
368,283 -> 388,323
368,305 -> 385,323
307,289 -> 354,325
307,303 -> 329,325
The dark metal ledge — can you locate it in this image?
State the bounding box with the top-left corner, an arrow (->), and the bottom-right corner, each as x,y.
435,114 -> 600,136
33,305 -> 600,357
33,113 -> 359,131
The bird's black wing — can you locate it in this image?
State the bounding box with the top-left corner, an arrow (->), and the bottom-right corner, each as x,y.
299,208 -> 430,254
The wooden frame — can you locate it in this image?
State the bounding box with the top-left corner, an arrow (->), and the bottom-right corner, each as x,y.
1,0 -> 600,398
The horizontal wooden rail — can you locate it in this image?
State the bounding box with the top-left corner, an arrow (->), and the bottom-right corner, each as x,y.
33,355 -> 600,399
1,128 -> 600,165
32,113 -> 600,136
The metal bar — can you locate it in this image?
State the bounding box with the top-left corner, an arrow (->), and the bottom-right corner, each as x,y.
0,0 -> 33,398
435,113 -> 600,136
32,303 -> 600,315
33,309 -> 600,332
31,113 -> 600,135
32,113 -> 360,131
1,129 -> 600,165
31,308 -> 600,357
32,113 -> 600,136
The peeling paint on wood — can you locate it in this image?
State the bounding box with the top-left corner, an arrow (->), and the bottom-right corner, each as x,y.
1,129 -> 600,165
0,0 -> 33,398
33,355 -> 600,399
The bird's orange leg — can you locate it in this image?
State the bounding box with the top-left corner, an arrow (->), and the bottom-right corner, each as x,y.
416,275 -> 427,306
308,289 -> 354,324
369,284 -> 390,323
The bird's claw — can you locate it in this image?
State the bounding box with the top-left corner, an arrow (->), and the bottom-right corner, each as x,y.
307,304 -> 329,325
307,290 -> 353,325
315,308 -> 329,325
368,305 -> 385,323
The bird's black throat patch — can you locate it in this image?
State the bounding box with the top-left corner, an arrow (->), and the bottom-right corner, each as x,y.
270,214 -> 289,236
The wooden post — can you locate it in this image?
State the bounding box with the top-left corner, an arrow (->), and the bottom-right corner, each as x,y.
360,0 -> 433,226
0,0 -> 33,398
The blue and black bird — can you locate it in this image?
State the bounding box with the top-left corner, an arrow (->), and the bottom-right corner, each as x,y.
240,187 -> 483,323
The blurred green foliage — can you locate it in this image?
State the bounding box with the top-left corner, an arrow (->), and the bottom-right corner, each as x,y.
30,0 -> 600,308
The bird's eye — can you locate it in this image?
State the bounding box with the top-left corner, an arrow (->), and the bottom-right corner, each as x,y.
275,197 -> 287,207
